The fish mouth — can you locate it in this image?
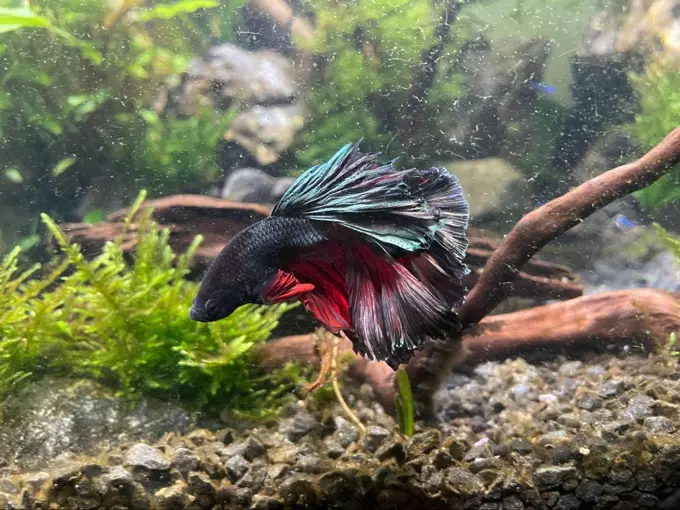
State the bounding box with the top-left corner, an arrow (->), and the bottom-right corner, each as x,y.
189,306 -> 208,322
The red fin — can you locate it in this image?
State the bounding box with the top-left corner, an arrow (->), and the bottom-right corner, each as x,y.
286,243 -> 352,333
344,242 -> 460,367
399,251 -> 466,307
262,269 -> 315,303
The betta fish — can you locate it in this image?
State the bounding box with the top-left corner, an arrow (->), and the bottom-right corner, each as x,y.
190,142 -> 470,370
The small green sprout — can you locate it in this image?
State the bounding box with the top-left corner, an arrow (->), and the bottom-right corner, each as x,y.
395,365 -> 415,437
668,332 -> 679,358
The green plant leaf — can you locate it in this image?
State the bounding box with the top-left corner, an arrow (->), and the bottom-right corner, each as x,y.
52,157 -> 76,177
394,366 -> 414,437
0,192 -> 303,416
0,7 -> 50,29
83,209 -> 106,224
132,0 -> 219,22
4,168 -> 23,183
654,223 -> 680,261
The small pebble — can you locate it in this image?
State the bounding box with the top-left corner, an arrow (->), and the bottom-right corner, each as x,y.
223,437 -> 265,461
375,440 -> 406,464
558,361 -> 582,377
295,455 -> 322,474
363,426 -> 390,453
480,503 -> 501,510
575,480 -> 603,502
638,493 -> 660,508
554,493 -> 581,510
598,378 -> 626,398
607,468 -> 633,485
225,455 -> 250,482
643,416 -> 676,434
600,420 -> 631,441
283,412 -> 319,442
575,391 -> 602,411
509,439 -> 533,455
171,448 -> 200,474
491,444 -> 509,457
538,393 -> 558,403
153,481 -> 190,510
627,394 -> 656,421
124,444 -> 171,471
635,472 -> 658,492
332,417 -> 359,448
561,477 -> 579,491
557,413 -> 581,429
534,466 -> 578,490
502,495 -> 524,509
188,471 -> 215,496
542,492 -> 559,507
551,446 -> 572,465
471,415 -> 487,433
537,430 -> 570,446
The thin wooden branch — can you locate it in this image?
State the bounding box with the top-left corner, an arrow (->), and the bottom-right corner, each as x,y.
401,127 -> 680,414
460,127 -> 680,325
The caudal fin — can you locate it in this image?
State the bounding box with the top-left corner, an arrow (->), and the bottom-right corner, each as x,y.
344,243 -> 461,367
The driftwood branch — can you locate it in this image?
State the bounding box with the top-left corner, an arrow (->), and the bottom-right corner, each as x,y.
400,126 -> 680,415
257,289 -> 680,413
461,127 -> 680,325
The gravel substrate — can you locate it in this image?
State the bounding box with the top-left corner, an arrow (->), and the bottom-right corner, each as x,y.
2,352 -> 680,509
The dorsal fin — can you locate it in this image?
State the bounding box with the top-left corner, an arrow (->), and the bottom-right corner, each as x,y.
272,142 -> 470,273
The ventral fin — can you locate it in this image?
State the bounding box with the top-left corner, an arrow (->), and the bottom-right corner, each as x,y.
262,270 -> 315,303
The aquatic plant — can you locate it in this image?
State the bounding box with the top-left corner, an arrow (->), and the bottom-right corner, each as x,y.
0,191 -> 298,415
629,67 -> 680,209
291,0 -> 468,167
0,0 -> 244,252
655,223 -> 680,360
394,366 -> 415,437
667,332 -> 679,358
654,223 -> 680,261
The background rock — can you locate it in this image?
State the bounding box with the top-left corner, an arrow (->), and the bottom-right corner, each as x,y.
175,44 -> 298,114
223,103 -> 304,167
441,157 -> 532,225
162,43 -> 304,175
0,377 -> 197,471
221,168 -> 295,204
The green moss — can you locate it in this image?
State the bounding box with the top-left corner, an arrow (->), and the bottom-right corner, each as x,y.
0,191 -> 301,416
629,67 -> 680,209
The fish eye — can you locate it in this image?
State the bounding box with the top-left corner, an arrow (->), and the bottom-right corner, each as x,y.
205,299 -> 218,316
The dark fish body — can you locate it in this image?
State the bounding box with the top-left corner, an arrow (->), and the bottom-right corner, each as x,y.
191,142 -> 470,369
189,217 -> 325,322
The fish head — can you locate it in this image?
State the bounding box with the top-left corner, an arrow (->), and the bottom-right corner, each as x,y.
189,284 -> 248,322
189,241 -> 276,323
